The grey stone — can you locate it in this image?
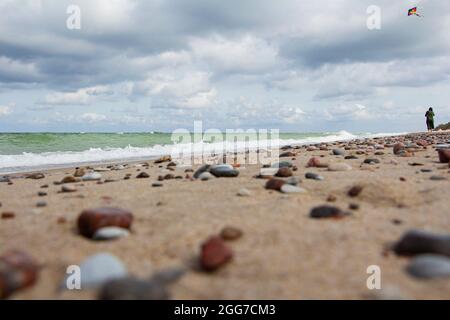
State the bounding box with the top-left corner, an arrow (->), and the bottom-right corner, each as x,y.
328,163 -> 352,172
210,165 -> 239,178
305,172 -> 324,181
93,227 -> 130,241
193,165 -> 211,179
82,172 -> 102,181
198,172 -> 215,181
406,255 -> 450,279
280,184 -> 306,194
75,253 -> 127,289
332,149 -> 345,156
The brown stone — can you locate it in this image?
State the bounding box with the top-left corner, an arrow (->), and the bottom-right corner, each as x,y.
61,176 -> 79,184
25,173 -> 45,180
200,236 -> 233,271
306,157 -> 321,168
265,178 -> 286,191
220,227 -> 243,241
348,185 -> 364,197
310,206 -> 350,219
154,155 -> 172,164
74,168 -> 86,177
279,151 -> 295,158
275,167 -> 292,177
1,212 -> 15,219
0,250 -> 39,299
136,172 -> 150,178
437,149 -> 450,163
393,143 -> 405,155
327,194 -> 337,202
77,207 -> 133,238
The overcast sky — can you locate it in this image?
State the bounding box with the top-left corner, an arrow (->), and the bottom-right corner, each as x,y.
0,0 -> 449,133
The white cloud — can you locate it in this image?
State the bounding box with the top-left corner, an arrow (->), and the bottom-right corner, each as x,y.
39,85 -> 114,106
190,34 -> 281,74
0,56 -> 40,82
80,113 -> 108,123
323,104 -> 375,121
132,71 -> 217,109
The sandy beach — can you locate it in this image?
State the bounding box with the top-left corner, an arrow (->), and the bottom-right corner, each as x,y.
1,131 -> 450,300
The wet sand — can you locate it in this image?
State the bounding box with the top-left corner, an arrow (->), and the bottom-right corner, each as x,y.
1,131 -> 450,300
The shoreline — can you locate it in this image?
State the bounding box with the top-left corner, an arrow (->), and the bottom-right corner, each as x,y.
0,131 -> 415,175
1,130 -> 450,299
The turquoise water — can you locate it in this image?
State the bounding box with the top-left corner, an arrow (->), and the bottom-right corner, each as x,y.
0,132 -> 335,155
0,131 -> 401,173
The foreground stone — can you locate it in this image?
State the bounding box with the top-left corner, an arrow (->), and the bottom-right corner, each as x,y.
406,254 -> 450,279
0,250 -> 39,299
265,178 -> 286,191
98,268 -> 185,300
437,149 -> 450,163
77,207 -> 133,238
393,230 -> 450,257
200,236 -> 233,271
74,253 -> 127,289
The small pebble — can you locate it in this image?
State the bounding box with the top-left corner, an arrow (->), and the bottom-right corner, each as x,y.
348,185 -> 364,197
305,172 -> 324,181
77,207 -> 133,239
310,206 -> 350,219
328,163 -> 352,172
136,172 -> 150,179
36,201 -> 47,208
200,236 -> 233,271
61,185 -> 77,193
220,226 -> 243,241
237,188 -> 251,197
152,182 -> 163,187
82,172 -> 102,181
280,184 -> 306,194
1,212 -> 15,219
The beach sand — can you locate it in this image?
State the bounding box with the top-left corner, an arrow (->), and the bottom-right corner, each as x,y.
1,131 -> 450,300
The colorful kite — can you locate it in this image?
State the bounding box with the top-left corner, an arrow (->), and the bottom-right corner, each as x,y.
408,7 -> 422,17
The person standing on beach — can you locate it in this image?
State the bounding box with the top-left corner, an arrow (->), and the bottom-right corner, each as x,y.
425,107 -> 435,132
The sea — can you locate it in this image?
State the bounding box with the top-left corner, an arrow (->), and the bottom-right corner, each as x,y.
0,131 -> 406,174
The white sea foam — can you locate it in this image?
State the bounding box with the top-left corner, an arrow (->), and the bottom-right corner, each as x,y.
0,131 -> 406,173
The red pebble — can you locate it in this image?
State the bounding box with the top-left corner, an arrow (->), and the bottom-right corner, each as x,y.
200,236 -> 233,271
77,207 -> 133,238
306,157 -> 321,168
437,149 -> 450,164
265,178 -> 286,191
393,143 -> 405,155
0,250 -> 39,299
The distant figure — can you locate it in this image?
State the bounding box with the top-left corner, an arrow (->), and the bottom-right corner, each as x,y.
425,107 -> 435,132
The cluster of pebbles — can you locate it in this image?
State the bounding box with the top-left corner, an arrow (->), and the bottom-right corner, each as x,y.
1,132 -> 450,299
